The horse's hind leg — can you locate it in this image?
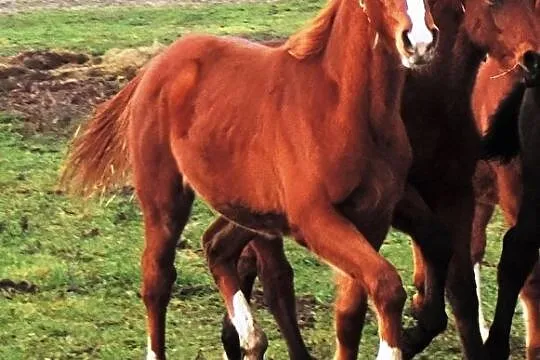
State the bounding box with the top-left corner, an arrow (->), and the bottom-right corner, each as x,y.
222,244 -> 258,360
392,186 -> 451,358
221,235 -> 311,360
470,202 -> 496,342
203,217 -> 268,360
521,259 -> 540,360
250,237 -> 311,359
134,150 -> 194,360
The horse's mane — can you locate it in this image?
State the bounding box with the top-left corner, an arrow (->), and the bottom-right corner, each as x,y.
286,0 -> 341,60
481,82 -> 525,163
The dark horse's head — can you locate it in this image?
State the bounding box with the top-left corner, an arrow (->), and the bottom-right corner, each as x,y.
462,0 -> 540,86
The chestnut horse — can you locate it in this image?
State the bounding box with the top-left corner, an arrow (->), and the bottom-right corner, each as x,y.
473,59 -> 540,358
60,0 -> 439,359
218,0 -> 540,359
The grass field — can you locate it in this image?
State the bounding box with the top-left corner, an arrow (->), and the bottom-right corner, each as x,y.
0,2 -> 527,359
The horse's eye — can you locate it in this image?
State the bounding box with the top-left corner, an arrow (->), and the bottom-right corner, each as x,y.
486,0 -> 502,7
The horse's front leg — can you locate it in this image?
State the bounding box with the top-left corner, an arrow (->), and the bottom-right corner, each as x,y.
435,188 -> 485,360
391,185 -> 451,358
203,217 -> 268,360
287,198 -> 405,360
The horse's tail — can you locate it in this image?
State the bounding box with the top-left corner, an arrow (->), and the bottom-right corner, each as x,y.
60,72 -> 144,196
481,82 -> 525,163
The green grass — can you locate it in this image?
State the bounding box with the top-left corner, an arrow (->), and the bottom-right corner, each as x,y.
0,117 -> 527,359
0,1 -> 322,56
0,2 -> 528,359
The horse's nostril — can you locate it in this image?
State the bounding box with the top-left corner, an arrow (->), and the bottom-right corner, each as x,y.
401,31 -> 414,55
428,28 -> 439,51
522,50 -> 540,73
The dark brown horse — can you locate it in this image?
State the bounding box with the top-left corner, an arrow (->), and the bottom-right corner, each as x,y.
219,0 -> 540,359
60,0 -> 439,359
473,57 -> 540,359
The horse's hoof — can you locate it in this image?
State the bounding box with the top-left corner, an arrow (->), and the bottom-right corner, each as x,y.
241,324 -> 268,360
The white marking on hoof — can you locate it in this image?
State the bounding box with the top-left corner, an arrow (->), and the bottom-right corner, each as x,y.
474,263 -> 490,342
376,340 -> 402,360
147,337 -> 158,360
231,291 -> 256,349
230,291 -> 267,359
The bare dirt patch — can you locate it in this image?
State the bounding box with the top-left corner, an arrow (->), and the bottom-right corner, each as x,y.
0,43 -> 165,136
0,279 -> 39,298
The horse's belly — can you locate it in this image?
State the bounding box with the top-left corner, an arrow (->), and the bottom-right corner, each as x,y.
173,133 -> 287,232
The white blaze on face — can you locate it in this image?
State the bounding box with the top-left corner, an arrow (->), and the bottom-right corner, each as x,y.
405,0 -> 434,48
147,337 -> 158,360
231,291 -> 256,349
376,340 -> 402,360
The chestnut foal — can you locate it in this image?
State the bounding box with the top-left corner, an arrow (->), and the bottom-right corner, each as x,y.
220,0 -> 540,359
60,0 -> 438,359
472,56 -> 540,359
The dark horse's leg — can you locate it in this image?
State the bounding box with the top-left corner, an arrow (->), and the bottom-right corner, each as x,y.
391,185 -> 451,358
407,185 -> 485,359
485,195 -> 540,360
436,188 -> 485,360
221,237 -> 311,360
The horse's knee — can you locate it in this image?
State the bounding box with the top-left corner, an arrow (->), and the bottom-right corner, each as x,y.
471,235 -> 486,265
372,271 -> 406,316
141,265 -> 176,309
498,228 -> 538,285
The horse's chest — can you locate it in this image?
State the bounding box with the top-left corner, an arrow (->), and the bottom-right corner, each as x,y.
341,156 -> 408,219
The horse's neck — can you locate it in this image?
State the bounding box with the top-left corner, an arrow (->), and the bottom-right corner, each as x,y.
321,2 -> 403,116
431,4 -> 485,100
450,30 -> 486,102
321,2 -> 375,94
319,1 -> 408,157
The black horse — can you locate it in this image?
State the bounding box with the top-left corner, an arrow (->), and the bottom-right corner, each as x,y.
481,54 -> 540,360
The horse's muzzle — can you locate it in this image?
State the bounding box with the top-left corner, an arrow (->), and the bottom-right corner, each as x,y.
401,28 -> 439,68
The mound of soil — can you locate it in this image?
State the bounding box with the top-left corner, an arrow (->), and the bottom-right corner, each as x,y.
0,45 -> 165,136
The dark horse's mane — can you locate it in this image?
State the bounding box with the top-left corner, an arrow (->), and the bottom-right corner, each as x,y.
480,82 -> 526,163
